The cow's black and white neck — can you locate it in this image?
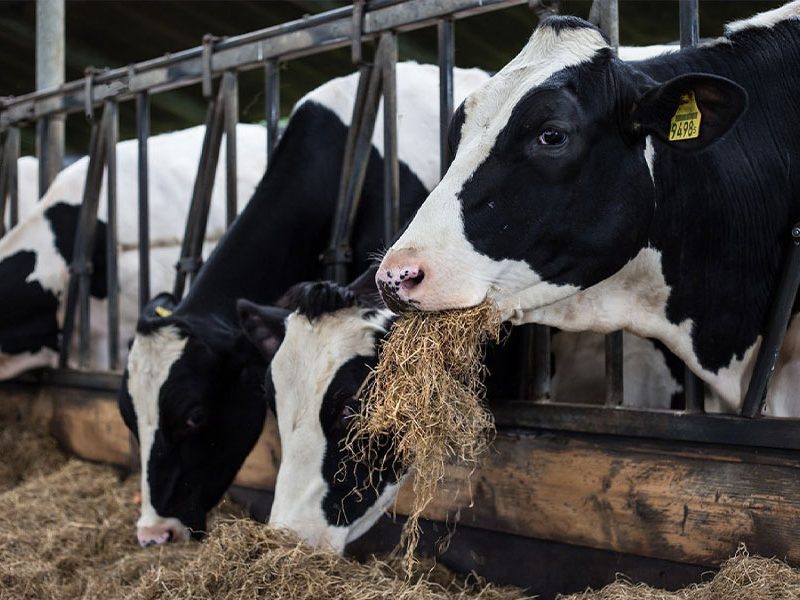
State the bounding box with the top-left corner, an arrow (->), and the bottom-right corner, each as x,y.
378,3 -> 800,414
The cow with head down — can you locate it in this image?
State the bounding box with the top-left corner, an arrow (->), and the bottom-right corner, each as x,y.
377,3 -> 800,415
118,63 -> 491,547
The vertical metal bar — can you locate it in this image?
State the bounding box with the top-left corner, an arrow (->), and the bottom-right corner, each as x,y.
381,32 -> 399,242
60,106 -> 110,368
136,91 -> 151,312
593,0 -> 619,50
605,330 -> 624,406
7,128 -> 19,229
437,18 -> 455,177
264,60 -> 280,161
223,70 -> 239,227
36,118 -> 50,198
36,0 -> 65,188
0,134 -> 7,236
679,0 -> 705,413
173,81 -> 227,299
742,225 -> 800,418
679,0 -> 699,49
105,100 -> 119,370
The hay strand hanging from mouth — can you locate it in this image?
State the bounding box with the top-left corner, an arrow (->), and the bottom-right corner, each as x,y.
347,301 -> 504,572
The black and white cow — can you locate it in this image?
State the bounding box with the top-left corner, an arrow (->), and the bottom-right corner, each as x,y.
0,124 -> 265,379
118,63 -> 491,547
377,3 -> 800,415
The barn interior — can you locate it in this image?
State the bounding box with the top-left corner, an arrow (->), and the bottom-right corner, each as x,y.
0,1 -> 798,599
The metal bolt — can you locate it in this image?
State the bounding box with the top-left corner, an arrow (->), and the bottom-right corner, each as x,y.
792,226 -> 800,239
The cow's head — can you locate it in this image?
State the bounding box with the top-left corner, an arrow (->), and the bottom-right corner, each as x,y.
238,279 -> 401,552
118,292 -> 268,547
377,17 -> 747,317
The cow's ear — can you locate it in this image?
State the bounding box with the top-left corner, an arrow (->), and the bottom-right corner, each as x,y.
142,292 -> 178,320
348,265 -> 383,308
236,299 -> 290,361
631,73 -> 747,152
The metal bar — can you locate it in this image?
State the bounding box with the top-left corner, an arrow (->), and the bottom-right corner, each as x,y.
173,98 -> 218,299
60,106 -> 111,368
104,100 -> 120,370
136,91 -> 151,312
0,134 -> 7,236
323,61 -> 378,284
604,330 -> 624,406
7,128 -> 19,229
590,0 -> 619,50
742,225 -> 800,418
678,0 -> 706,412
1,0 -> 528,128
493,402 -> 800,451
679,0 -> 699,49
381,32 -> 400,242
36,0 -> 65,187
263,60 -> 280,161
683,365 -> 705,413
223,70 -> 239,227
173,79 -> 227,298
36,118 -> 50,198
437,18 -> 455,176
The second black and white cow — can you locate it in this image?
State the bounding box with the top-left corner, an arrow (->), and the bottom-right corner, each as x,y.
118,63 -> 490,547
378,3 -> 800,415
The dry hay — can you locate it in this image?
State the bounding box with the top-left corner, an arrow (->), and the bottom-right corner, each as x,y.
558,545 -> 800,600
0,416 -> 67,492
0,420 -> 528,600
120,521 -> 530,600
347,301 -> 503,571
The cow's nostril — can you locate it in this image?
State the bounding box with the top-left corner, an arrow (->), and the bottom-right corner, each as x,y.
166,529 -> 174,542
401,269 -> 425,291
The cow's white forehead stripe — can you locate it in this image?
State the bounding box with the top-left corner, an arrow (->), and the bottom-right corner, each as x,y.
127,326 -> 187,523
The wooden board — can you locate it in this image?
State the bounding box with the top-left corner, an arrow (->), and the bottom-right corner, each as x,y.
2,380 -> 799,568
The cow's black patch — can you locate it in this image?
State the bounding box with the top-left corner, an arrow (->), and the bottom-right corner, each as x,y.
45,202 -> 109,299
320,351 -> 400,527
0,251 -> 60,355
539,15 -> 605,40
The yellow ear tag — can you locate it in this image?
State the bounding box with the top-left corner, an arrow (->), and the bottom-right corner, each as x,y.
668,91 -> 702,142
154,306 -> 173,318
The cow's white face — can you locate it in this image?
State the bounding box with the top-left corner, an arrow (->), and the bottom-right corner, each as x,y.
377,18 -> 745,322
125,325 -> 192,546
267,304 -> 400,552
378,22 -> 609,318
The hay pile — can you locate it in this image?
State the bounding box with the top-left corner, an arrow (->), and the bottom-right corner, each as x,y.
0,416 -> 67,491
348,302 -> 503,569
0,419 -> 528,599
559,546 -> 800,600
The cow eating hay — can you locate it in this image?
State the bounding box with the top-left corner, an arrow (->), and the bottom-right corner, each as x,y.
348,301 -> 503,571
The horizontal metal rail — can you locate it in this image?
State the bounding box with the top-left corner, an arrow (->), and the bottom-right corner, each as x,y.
0,0 -> 526,129
493,402 -> 800,451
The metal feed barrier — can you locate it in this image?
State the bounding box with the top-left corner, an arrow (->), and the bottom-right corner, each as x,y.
0,0 -> 798,453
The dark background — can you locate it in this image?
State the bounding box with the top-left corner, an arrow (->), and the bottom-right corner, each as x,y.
0,0 -> 781,155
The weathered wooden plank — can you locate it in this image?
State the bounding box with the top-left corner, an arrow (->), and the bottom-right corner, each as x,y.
398,431 -> 800,567
2,385 -> 798,569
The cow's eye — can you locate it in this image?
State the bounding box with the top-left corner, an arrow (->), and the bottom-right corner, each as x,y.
537,128 -> 567,146
185,408 -> 207,432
